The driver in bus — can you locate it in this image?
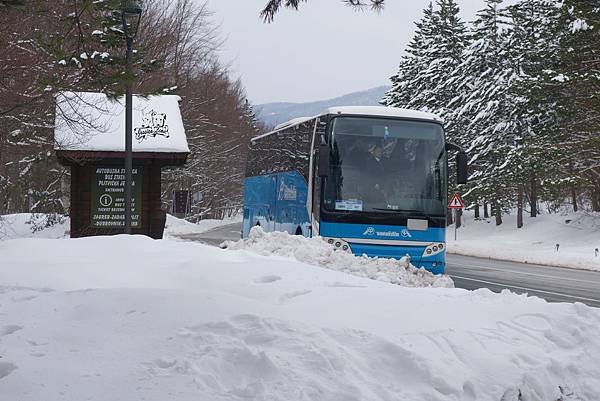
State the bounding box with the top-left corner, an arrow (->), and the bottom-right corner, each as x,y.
363,141 -> 387,204
340,138 -> 388,206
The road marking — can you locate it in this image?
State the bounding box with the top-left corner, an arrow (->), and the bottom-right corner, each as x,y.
449,274 -> 600,304
446,261 -> 600,285
447,255 -> 600,280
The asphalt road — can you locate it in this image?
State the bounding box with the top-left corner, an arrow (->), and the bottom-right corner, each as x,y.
446,254 -> 600,307
180,222 -> 600,308
174,222 -> 243,247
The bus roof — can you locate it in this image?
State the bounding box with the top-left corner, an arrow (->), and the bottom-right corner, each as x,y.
252,106 -> 443,142
273,116 -> 314,131
321,106 -> 443,123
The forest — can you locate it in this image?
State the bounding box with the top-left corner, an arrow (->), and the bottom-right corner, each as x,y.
0,0 -> 261,222
383,0 -> 599,226
1,0 -> 598,228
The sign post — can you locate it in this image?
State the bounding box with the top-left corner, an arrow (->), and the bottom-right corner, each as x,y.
172,190 -> 192,218
448,193 -> 465,241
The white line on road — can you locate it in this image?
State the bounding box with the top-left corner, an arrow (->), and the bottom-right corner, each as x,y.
449,274 -> 600,304
447,261 -> 600,285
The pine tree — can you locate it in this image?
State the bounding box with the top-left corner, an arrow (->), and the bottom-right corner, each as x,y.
449,0 -> 516,225
384,0 -> 468,119
505,0 -> 562,218
382,2 -> 438,109
550,1 -> 600,211
417,0 -> 468,119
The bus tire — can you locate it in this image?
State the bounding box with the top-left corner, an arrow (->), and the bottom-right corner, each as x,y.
295,227 -> 303,236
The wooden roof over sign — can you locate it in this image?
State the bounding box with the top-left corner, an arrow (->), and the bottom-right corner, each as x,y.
54,91 -> 189,165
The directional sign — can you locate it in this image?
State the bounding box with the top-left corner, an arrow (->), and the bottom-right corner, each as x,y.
448,193 -> 465,209
91,166 -> 142,228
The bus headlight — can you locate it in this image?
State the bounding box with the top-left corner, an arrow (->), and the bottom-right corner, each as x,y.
422,243 -> 445,258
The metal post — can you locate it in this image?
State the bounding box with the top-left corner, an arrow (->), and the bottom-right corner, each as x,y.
454,209 -> 457,241
124,37 -> 133,234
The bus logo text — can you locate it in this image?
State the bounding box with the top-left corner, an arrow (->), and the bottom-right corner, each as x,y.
363,227 -> 412,238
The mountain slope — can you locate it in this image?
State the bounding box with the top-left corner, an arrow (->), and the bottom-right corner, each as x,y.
256,85 -> 390,128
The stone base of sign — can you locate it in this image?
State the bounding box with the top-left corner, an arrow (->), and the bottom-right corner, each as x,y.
57,151 -> 187,239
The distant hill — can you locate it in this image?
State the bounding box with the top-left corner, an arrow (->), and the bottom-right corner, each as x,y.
255,85 -> 391,128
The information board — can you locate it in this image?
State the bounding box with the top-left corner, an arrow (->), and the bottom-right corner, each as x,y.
91,167 -> 142,228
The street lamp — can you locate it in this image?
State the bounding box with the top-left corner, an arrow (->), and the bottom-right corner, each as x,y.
121,1 -> 142,234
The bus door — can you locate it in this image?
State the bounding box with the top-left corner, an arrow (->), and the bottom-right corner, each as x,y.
265,174 -> 277,232
275,171 -> 309,235
275,173 -> 294,234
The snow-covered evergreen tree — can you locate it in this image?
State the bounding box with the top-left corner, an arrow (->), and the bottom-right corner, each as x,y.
550,1 -> 600,211
382,2 -> 438,109
448,0 -> 516,224
382,0 -> 600,222
385,0 -> 468,121
505,0 -> 562,218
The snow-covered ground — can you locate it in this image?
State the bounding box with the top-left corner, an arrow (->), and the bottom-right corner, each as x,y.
0,214 -> 69,241
163,213 -> 242,238
0,213 -> 240,241
1,233 -> 600,400
447,211 -> 600,271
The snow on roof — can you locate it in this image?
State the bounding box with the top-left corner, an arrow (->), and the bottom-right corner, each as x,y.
322,106 -> 443,123
54,91 -> 189,153
274,116 -> 313,131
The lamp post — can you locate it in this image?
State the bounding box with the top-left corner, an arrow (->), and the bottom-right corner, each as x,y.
121,1 -> 142,234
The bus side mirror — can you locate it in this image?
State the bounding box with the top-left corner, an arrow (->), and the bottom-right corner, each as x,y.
457,151 -> 468,184
318,143 -> 330,177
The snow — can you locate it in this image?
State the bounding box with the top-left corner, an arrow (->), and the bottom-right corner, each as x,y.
324,106 -> 443,123
224,226 -> 453,288
164,214 -> 243,238
54,91 -> 189,153
0,214 -> 241,242
0,234 -> 599,400
447,211 -> 600,272
551,73 -> 569,82
571,19 -> 590,33
0,214 -> 69,241
253,116 -> 315,141
273,116 -> 313,131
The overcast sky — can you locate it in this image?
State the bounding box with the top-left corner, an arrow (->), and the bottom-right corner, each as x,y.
207,0 -> 486,105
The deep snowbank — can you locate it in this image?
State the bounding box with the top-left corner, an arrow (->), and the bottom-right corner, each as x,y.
224,226 -> 453,288
447,211 -> 600,271
1,235 -> 599,401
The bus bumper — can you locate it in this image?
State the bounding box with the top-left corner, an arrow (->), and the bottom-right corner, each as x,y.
346,242 -> 446,275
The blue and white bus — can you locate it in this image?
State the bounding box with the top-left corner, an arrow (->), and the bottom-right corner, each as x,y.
242,106 -> 467,274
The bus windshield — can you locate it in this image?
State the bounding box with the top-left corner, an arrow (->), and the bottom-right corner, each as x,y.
323,117 -> 447,217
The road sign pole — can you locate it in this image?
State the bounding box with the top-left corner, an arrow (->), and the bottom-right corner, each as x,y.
454,209 -> 457,241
